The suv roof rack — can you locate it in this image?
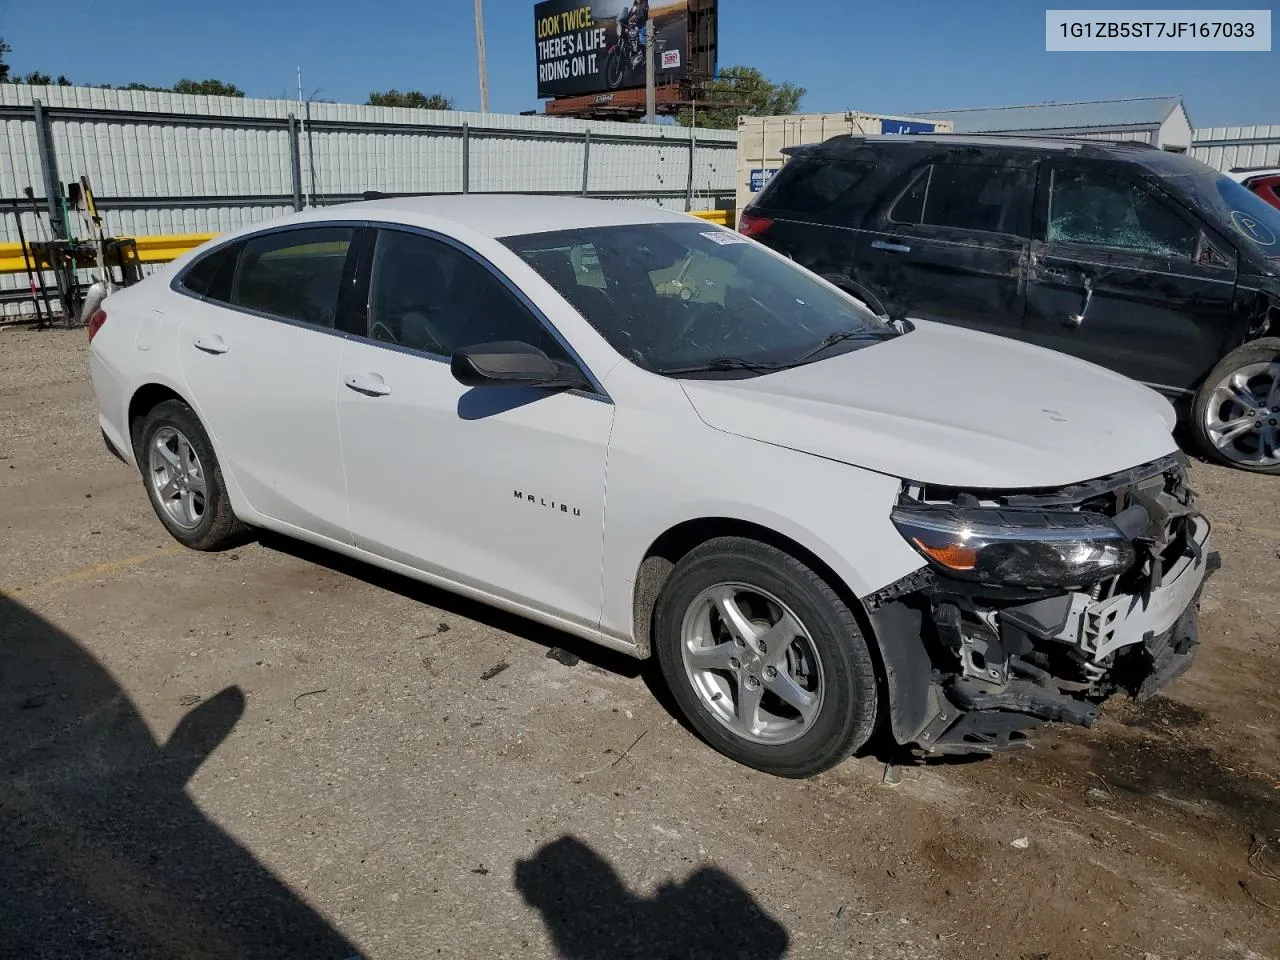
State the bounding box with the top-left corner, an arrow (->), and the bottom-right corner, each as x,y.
781,132 -> 1163,157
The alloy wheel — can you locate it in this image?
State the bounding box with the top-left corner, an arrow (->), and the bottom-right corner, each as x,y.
1204,361 -> 1280,468
680,582 -> 825,745
147,426 -> 208,529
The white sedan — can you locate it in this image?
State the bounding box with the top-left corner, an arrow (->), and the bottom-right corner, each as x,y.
89,196 -> 1215,776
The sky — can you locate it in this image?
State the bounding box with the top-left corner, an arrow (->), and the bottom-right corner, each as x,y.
2,0 -> 1276,128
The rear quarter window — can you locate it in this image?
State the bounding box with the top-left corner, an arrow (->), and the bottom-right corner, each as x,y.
179,242 -> 241,301
759,158 -> 875,217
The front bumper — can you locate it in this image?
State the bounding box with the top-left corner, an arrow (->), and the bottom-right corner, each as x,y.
867,459 -> 1218,756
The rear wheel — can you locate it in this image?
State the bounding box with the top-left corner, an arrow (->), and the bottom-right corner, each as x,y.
1191,338 -> 1280,474
653,537 -> 879,778
137,399 -> 247,550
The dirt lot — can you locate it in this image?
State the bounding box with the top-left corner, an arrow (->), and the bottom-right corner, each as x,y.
2,325 -> 1279,960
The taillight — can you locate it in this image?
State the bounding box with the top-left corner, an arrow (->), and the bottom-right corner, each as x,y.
87,309 -> 107,341
738,213 -> 774,238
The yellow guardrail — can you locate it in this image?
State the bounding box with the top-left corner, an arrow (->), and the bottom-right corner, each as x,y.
0,233 -> 217,275
1,214 -> 734,275
690,209 -> 732,226
132,232 -> 218,263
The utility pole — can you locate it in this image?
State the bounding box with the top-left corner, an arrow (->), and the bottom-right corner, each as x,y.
296,67 -> 310,207
474,0 -> 490,113
644,15 -> 655,122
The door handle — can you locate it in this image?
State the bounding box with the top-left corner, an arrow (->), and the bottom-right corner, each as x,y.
871,240 -> 911,254
192,335 -> 228,355
1067,275 -> 1094,328
344,373 -> 392,397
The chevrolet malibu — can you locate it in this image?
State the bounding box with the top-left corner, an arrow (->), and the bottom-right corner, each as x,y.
88,197 -> 1217,777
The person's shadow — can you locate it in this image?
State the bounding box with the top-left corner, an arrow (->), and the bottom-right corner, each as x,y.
515,835 -> 789,960
0,595 -> 360,959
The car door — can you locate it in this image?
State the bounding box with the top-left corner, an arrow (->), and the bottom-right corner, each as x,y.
855,159 -> 1033,336
1021,161 -> 1238,394
335,226 -> 614,629
176,224 -> 358,544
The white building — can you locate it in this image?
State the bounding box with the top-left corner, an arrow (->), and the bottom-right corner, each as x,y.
911,97 -> 1194,152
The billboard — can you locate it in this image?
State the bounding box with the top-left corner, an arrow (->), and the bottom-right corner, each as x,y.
535,1 -> 704,100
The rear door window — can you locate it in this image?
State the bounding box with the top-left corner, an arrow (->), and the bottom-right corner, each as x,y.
1047,168 -> 1199,257
763,159 -> 875,215
229,226 -> 356,328
888,168 -> 929,224
920,163 -> 1024,234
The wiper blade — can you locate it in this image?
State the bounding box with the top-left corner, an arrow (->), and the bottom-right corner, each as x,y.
790,329 -> 890,365
659,357 -> 789,376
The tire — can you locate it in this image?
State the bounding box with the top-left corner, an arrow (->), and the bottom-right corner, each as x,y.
605,50 -> 625,90
136,399 -> 247,550
1191,337 -> 1280,474
653,537 -> 879,778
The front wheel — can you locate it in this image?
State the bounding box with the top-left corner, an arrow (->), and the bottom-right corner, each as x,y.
653,537 -> 880,778
1191,337 -> 1280,474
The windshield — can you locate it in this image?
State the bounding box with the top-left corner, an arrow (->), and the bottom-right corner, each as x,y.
1177,172 -> 1280,259
501,221 -> 896,376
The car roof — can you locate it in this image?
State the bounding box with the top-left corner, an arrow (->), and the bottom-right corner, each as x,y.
786,133 -> 1214,175
1227,166 -> 1280,180
313,194 -> 696,239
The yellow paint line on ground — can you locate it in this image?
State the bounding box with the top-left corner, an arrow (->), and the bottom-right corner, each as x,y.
1,545 -> 186,599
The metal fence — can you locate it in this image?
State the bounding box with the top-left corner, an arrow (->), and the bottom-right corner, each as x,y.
0,83 -> 739,317
1191,124 -> 1280,172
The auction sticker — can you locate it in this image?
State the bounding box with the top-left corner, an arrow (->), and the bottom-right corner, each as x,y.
1230,210 -> 1277,246
702,231 -> 746,245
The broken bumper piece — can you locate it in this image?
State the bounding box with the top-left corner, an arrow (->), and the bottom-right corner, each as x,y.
868,470 -> 1218,756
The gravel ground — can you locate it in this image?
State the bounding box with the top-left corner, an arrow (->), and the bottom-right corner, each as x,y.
2,325 -> 1279,960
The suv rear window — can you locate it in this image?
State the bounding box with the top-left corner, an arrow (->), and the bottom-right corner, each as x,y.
762,159 -> 874,215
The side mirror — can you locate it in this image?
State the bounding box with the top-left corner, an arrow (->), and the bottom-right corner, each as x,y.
451,341 -> 588,390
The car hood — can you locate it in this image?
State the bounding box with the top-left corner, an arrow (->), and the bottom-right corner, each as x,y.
679,321 -> 1178,489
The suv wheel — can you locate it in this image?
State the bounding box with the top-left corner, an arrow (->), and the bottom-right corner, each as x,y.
653,537 -> 879,778
1191,337 -> 1280,474
136,399 -> 248,549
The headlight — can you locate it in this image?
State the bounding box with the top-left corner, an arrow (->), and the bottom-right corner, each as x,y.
891,504 -> 1135,589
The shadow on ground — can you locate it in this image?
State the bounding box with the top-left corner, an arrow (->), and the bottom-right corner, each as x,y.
516,835 -> 789,960
0,595 -> 360,960
259,532 -> 644,679
258,532 -> 994,769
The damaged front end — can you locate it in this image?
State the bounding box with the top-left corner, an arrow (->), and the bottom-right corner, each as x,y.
866,453 -> 1219,756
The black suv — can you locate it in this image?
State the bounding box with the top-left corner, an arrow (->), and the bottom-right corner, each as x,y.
741,134 -> 1280,474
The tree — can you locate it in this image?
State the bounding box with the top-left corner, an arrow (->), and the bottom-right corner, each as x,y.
171,78 -> 245,98
0,43 -> 243,94
13,70 -> 72,86
367,89 -> 454,110
677,65 -> 805,129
